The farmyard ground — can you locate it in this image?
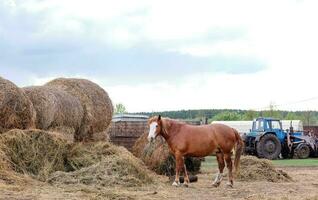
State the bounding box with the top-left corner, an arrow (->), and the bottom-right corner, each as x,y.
1,159 -> 318,200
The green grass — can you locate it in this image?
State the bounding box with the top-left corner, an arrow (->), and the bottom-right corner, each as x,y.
272,158 -> 318,167
201,156 -> 318,171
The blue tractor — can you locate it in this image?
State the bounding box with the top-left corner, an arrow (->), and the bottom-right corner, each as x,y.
243,117 -> 318,160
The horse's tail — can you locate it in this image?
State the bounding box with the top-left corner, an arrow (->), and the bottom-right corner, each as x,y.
233,128 -> 244,176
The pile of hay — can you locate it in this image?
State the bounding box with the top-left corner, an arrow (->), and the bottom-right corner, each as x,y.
0,129 -> 69,181
0,148 -> 9,171
23,86 -> 84,142
45,78 -> 113,141
237,156 -> 292,182
133,132 -> 201,176
49,143 -> 153,187
0,77 -> 35,133
0,129 -> 153,186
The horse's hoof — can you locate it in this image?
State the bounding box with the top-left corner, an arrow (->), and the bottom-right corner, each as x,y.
226,183 -> 233,188
183,183 -> 189,188
172,181 -> 180,187
212,182 -> 220,188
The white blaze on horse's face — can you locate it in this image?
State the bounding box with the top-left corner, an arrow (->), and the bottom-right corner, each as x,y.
148,122 -> 158,141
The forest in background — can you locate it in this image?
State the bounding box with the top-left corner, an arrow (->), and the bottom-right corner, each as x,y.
132,109 -> 318,126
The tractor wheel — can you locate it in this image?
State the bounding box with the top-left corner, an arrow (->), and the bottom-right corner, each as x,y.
256,134 -> 281,160
294,144 -> 310,159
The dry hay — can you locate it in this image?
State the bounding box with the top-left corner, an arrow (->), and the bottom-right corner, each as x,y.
48,142 -> 154,187
0,77 -> 36,133
0,129 -> 69,181
0,129 -> 153,187
45,78 -> 113,141
48,126 -> 78,143
237,156 -> 292,182
133,132 -> 201,176
22,86 -> 84,142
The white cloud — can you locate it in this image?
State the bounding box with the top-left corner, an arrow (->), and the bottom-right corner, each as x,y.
3,0 -> 318,111
107,67 -> 318,112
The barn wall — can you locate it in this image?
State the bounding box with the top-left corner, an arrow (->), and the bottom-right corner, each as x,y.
108,120 -> 148,151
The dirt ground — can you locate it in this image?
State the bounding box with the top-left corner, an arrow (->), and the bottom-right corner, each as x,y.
1,167 -> 318,200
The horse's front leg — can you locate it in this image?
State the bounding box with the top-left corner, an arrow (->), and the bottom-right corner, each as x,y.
172,152 -> 183,187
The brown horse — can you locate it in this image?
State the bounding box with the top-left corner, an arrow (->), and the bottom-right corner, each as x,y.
147,115 -> 243,187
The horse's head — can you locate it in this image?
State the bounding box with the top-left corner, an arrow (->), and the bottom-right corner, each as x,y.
147,115 -> 162,142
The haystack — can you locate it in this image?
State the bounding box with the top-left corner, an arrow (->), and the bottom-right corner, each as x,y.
23,86 -> 84,142
0,77 -> 35,133
237,156 -> 292,182
49,142 -> 154,187
133,132 -> 201,176
0,129 -> 154,186
45,78 -> 113,141
0,129 -> 69,181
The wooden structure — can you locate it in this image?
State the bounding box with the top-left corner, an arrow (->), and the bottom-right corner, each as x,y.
108,114 -> 149,151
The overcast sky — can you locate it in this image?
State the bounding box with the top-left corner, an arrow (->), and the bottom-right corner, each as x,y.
1,0 -> 318,112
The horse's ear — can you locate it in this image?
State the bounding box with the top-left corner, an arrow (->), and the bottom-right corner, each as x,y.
158,115 -> 161,121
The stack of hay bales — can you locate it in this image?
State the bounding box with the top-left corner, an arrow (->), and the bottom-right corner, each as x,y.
133,132 -> 201,176
45,78 -> 113,141
0,77 -> 36,133
22,86 -> 84,142
1,76 -> 113,142
23,86 -> 84,141
237,156 -> 292,182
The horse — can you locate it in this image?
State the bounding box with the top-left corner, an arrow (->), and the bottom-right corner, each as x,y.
147,115 -> 243,187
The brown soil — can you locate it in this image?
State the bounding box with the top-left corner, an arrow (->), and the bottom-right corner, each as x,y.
1,166 -> 318,200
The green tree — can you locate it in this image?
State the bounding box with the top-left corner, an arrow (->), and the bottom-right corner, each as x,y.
212,111 -> 241,121
114,103 -> 127,114
263,102 -> 283,119
242,110 -> 258,120
301,111 -> 317,126
284,112 -> 299,120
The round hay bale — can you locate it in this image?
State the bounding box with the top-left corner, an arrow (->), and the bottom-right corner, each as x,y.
133,132 -> 201,176
0,129 -> 69,181
22,86 -> 84,142
237,156 -> 292,182
0,77 -> 36,133
45,78 -> 113,141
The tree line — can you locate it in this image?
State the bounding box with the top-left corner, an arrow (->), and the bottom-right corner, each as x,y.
114,103 -> 318,126
133,109 -> 318,126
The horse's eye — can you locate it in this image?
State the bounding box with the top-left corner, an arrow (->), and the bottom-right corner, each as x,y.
156,125 -> 158,128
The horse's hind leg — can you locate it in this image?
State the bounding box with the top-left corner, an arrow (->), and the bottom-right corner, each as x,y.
224,153 -> 234,188
213,152 -> 225,187
183,163 -> 190,187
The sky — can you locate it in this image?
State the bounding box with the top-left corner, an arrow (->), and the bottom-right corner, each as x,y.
1,0 -> 318,112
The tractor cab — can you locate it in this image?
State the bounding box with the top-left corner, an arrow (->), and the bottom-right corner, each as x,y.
249,118 -> 285,143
